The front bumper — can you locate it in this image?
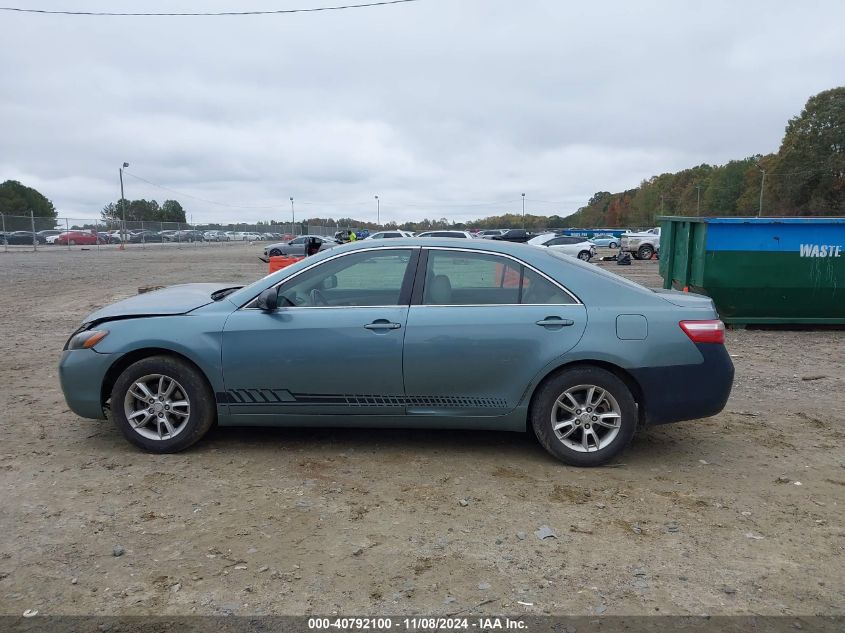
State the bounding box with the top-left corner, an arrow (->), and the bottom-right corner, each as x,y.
629,343 -> 734,426
59,348 -> 115,420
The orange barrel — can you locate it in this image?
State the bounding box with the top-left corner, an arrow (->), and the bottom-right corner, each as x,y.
269,255 -> 303,274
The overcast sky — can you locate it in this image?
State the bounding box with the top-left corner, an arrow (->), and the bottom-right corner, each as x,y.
1,0 -> 844,224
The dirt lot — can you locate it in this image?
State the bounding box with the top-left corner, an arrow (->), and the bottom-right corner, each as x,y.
0,245 -> 842,617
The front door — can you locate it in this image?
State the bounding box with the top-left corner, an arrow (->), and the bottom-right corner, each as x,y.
221,248 -> 418,417
402,248 -> 587,417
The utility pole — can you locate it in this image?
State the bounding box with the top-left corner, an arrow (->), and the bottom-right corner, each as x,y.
375,195 -> 380,226
119,162 -> 129,250
660,194 -> 665,215
290,197 -> 295,235
758,169 -> 766,217
695,185 -> 702,216
521,193 -> 526,229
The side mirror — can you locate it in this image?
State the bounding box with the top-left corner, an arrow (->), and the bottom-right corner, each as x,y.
256,287 -> 279,312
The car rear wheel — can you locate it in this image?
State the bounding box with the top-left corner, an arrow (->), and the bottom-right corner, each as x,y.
531,366 -> 637,466
110,355 -> 216,453
269,248 -> 282,257
637,245 -> 654,260
577,250 -> 591,261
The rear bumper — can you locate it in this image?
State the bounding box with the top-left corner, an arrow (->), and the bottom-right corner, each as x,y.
59,349 -> 114,420
629,344 -> 734,426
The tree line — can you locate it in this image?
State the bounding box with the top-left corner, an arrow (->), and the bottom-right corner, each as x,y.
567,87 -> 845,227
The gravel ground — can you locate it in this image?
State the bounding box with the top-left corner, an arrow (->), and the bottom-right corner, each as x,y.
0,245 -> 842,617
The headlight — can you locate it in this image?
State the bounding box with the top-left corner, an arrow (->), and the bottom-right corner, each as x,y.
66,329 -> 109,350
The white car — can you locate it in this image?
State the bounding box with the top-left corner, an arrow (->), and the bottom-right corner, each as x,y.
416,230 -> 475,239
365,230 -> 415,239
527,233 -> 596,261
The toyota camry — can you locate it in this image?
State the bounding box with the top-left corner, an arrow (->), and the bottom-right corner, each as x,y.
59,238 -> 733,466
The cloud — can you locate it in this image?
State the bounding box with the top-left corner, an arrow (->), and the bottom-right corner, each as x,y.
1,0 -> 843,223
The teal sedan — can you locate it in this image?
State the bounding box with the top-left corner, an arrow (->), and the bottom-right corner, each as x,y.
588,234 -> 621,248
59,238 -> 733,466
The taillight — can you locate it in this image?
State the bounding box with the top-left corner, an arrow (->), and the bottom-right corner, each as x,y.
679,320 -> 725,344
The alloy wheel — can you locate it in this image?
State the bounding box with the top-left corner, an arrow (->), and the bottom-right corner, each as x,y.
550,384 -> 622,452
123,374 -> 191,441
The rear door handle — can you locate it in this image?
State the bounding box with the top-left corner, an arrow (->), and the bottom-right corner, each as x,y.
364,320 -> 402,331
536,317 -> 575,327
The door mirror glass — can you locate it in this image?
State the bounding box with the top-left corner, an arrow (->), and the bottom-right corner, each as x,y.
256,287 -> 279,311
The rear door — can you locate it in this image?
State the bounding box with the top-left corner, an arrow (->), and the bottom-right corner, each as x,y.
402,248 -> 587,418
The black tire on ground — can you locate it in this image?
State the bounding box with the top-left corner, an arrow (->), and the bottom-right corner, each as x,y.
269,248 -> 282,257
110,355 -> 216,453
609,242 -> 617,249
577,250 -> 591,261
637,244 -> 654,260
530,366 -> 637,467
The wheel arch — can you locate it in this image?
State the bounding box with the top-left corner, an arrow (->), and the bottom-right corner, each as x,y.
101,347 -> 215,410
525,360 -> 645,428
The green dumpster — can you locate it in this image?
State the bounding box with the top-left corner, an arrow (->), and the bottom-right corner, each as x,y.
658,216 -> 845,325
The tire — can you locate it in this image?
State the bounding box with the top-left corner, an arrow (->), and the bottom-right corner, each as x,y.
577,250 -> 591,261
110,355 -> 216,453
269,248 -> 282,257
530,366 -> 637,467
68,240 -> 76,246
609,242 -> 617,249
637,244 -> 654,260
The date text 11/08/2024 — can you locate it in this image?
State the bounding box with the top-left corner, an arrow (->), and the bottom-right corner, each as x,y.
307,617 -> 527,630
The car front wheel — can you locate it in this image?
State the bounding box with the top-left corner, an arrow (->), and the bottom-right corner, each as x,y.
609,242 -> 617,249
110,355 -> 216,453
269,248 -> 282,257
577,250 -> 591,261
531,366 -> 637,466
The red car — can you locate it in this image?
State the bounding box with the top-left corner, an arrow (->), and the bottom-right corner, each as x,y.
55,231 -> 105,246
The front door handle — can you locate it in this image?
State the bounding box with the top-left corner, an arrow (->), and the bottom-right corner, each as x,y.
364,320 -> 402,331
536,317 -> 575,328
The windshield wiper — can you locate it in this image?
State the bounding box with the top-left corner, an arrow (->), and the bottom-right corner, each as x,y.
211,287 -> 242,301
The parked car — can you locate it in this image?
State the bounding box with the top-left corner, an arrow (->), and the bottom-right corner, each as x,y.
59,238 -> 733,465
263,235 -> 341,257
588,233 -> 620,248
416,230 -> 474,239
38,229 -> 63,242
476,229 -> 506,238
528,233 -> 596,261
128,231 -> 164,243
203,230 -> 230,242
97,232 -> 122,244
490,229 -> 535,243
620,227 -> 661,260
365,230 -> 415,239
243,232 -> 265,241
55,231 -> 104,246
2,230 -> 47,245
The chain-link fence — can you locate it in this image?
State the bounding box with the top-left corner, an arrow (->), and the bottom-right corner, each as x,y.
0,213 -> 356,252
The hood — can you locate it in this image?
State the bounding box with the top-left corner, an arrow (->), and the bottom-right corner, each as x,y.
83,283 -> 241,325
652,288 -> 716,310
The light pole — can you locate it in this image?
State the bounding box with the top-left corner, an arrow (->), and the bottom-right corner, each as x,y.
521,193 -> 526,229
695,185 -> 702,216
756,166 -> 766,217
290,197 -> 295,235
119,162 -> 129,250
374,195 -> 380,226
